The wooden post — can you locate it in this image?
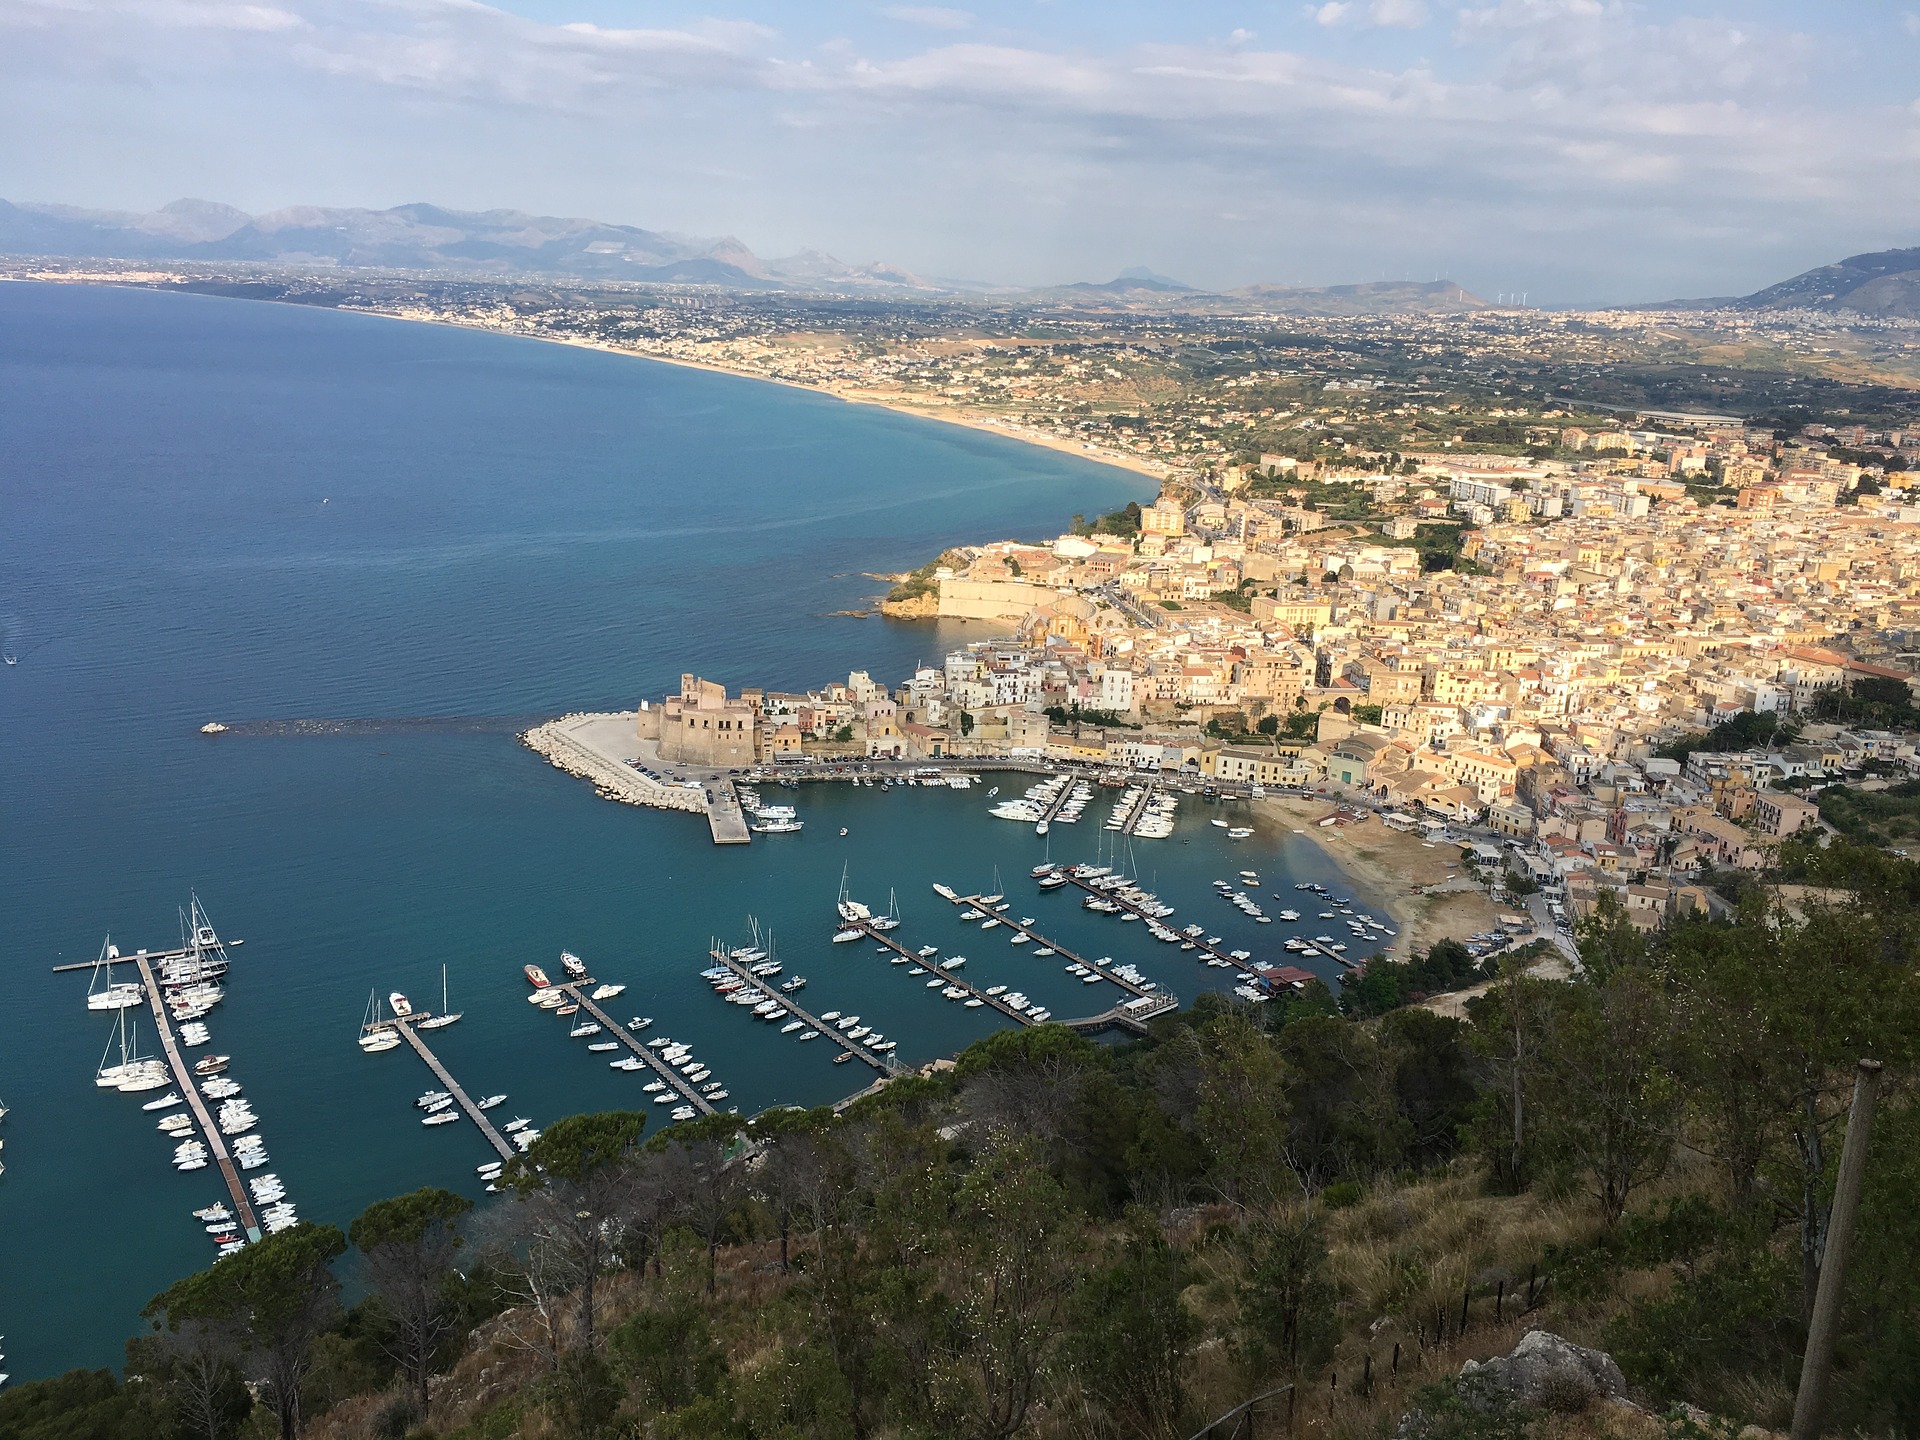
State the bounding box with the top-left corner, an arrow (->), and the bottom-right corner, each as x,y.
1496,1278 -> 1505,1321
1461,1283 -> 1471,1334
1362,1353 -> 1373,1398
1791,1060 -> 1882,1440
1392,1341 -> 1401,1376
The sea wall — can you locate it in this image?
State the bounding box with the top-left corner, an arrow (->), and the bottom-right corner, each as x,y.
522,714 -> 706,815
937,576 -> 1045,621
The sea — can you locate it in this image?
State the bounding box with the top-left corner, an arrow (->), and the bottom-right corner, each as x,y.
0,280 -> 1382,1378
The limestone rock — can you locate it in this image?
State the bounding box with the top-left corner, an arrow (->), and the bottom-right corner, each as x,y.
1459,1329 -> 1630,1411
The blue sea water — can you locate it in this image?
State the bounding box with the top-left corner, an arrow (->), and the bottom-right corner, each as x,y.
0,281 -> 1378,1378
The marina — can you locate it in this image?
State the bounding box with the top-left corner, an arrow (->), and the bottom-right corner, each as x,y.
381,1020 -> 516,1161
557,983 -> 719,1116
1052,864 -> 1352,971
937,887 -> 1166,1004
704,943 -> 902,1075
131,952 -> 263,1242
838,894 -> 1176,1035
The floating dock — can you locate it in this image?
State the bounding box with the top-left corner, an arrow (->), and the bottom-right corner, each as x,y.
1116,784 -> 1157,836
389,1020 -> 516,1161
945,890 -> 1167,1004
842,916 -> 1041,1027
707,946 -> 901,1075
131,953 -> 262,1241
1056,868 -> 1347,969
559,984 -> 718,1115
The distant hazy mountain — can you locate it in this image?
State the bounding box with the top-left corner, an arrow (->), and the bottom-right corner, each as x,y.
1729,246 -> 1920,319
1226,279 -> 1487,316
0,196 -> 1491,313
1031,274 -> 1485,314
0,198 -> 947,294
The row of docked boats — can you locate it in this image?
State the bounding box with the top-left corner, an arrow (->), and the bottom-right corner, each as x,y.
739,787 -> 804,833
1107,785 -> 1178,839
641,1035 -> 730,1108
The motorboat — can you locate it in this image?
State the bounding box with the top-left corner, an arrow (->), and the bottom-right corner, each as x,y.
570,1021 -> 602,1037
143,1091 -> 183,1112
524,964 -> 551,989
417,1090 -> 451,1107
478,1095 -> 507,1109
560,951 -> 589,980
423,1111 -> 459,1126
591,984 -> 625,1000
388,992 -> 415,1020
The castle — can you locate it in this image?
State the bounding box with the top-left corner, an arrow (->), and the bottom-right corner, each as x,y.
637,674 -> 758,769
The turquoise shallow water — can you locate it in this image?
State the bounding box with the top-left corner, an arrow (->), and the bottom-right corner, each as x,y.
0,282 -> 1378,1377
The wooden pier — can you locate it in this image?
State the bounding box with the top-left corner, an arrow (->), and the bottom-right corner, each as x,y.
707,946 -> 901,1076
944,891 -> 1166,1004
389,1021 -> 516,1161
559,985 -> 718,1115
131,954 -> 262,1241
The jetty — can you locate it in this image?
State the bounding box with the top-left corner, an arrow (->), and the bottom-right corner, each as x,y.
131,953 -> 262,1240
1114,784 -> 1156,837
1054,867 -> 1347,969
841,915 -> 1041,1027
941,890 -> 1165,1003
706,784 -> 751,845
522,713 -> 747,847
707,946 -> 901,1076
559,984 -> 718,1115
388,1020 -> 515,1161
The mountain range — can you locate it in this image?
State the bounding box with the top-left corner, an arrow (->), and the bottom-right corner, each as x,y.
0,197 -> 1498,313
1724,246 -> 1920,319
0,197 -> 944,294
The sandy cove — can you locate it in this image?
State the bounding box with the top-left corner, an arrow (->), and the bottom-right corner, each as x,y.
1254,797 -> 1502,964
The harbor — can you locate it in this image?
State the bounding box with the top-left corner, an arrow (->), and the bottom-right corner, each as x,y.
558,982 -> 720,1118
704,942 -> 902,1075
385,1021 -> 516,1161
61,900 -> 296,1262
30,787 -> 1376,1379
936,885 -> 1166,1003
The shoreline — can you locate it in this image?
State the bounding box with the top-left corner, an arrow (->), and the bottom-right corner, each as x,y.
1255,796 -> 1501,964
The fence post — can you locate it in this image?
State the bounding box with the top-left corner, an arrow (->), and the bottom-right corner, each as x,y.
1392,1341 -> 1401,1376
1496,1279 -> 1505,1321
1362,1353 -> 1373,1398
1461,1283 -> 1471,1334
1791,1060 -> 1883,1440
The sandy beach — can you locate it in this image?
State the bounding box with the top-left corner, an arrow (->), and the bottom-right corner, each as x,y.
1256,797 -> 1502,962
372,311 -> 1174,485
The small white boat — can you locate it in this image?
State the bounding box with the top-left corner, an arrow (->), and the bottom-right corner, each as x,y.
423,1111 -> 460,1126
591,984 -> 626,1000
142,1092 -> 183,1112
478,1094 -> 507,1109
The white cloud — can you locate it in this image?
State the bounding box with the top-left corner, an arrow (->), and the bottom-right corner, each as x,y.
0,0 -> 1912,300
1368,0 -> 1427,27
880,5 -> 973,30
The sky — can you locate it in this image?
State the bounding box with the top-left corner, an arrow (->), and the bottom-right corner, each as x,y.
2,1 -> 1918,304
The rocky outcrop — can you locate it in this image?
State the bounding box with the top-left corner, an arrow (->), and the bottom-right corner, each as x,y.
879,591 -> 940,619
1459,1330 -> 1631,1411
1396,1331 -> 1635,1438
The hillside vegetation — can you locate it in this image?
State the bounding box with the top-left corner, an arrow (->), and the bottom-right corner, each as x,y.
3,840 -> 1917,1440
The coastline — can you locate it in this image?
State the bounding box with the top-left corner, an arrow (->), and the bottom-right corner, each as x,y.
1256,796 -> 1501,963
13,272 -> 1171,488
